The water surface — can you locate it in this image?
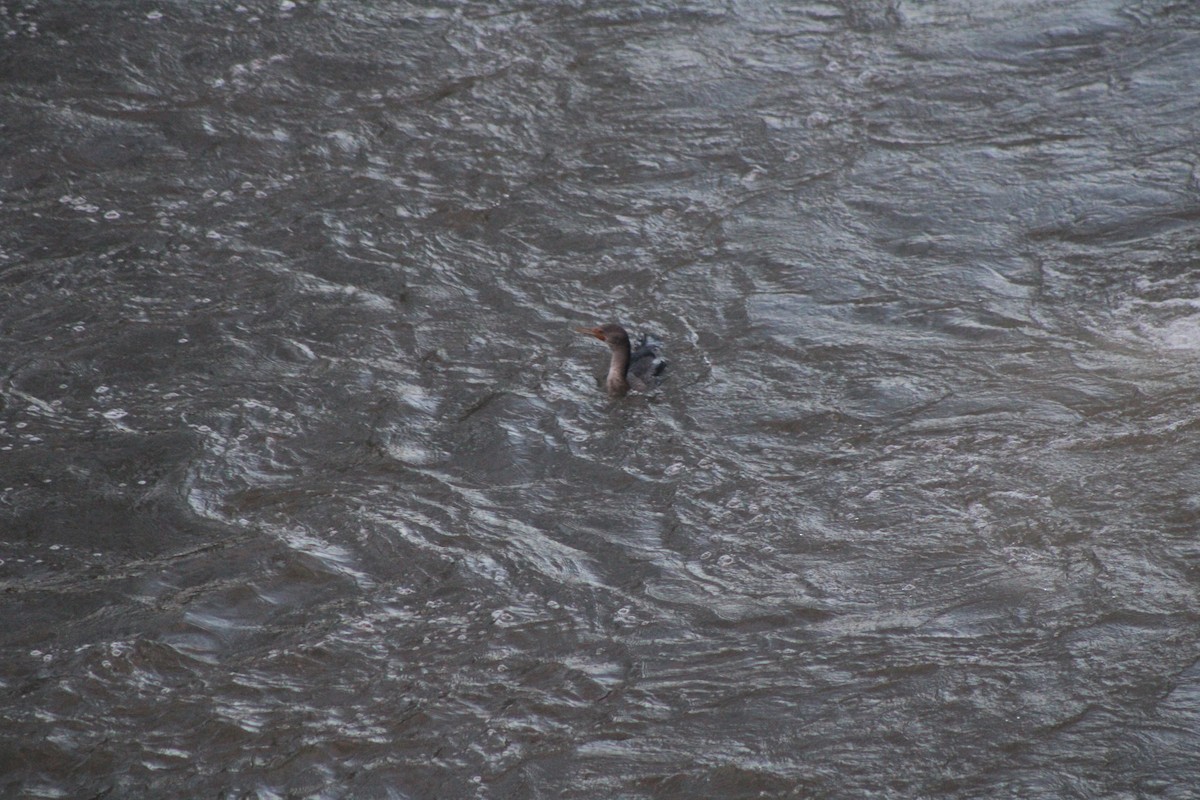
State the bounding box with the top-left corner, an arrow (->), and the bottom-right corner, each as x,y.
3,1 -> 1200,797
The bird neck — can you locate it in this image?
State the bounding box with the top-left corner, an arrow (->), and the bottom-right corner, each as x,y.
606,341 -> 631,394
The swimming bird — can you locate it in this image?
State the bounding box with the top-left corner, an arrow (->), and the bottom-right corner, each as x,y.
575,323 -> 666,395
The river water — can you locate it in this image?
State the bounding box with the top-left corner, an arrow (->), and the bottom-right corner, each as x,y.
4,1 -> 1200,797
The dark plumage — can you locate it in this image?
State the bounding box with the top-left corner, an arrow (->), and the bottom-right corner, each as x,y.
575,323 -> 666,395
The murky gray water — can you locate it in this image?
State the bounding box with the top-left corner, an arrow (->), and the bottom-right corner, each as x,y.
4,0 -> 1200,797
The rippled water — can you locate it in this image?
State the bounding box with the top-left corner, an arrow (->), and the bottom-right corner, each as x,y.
4,1 -> 1200,797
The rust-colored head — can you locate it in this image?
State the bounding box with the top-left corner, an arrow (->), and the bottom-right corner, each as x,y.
574,323 -> 630,347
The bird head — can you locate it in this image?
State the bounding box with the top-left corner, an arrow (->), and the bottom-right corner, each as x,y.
575,323 -> 630,349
